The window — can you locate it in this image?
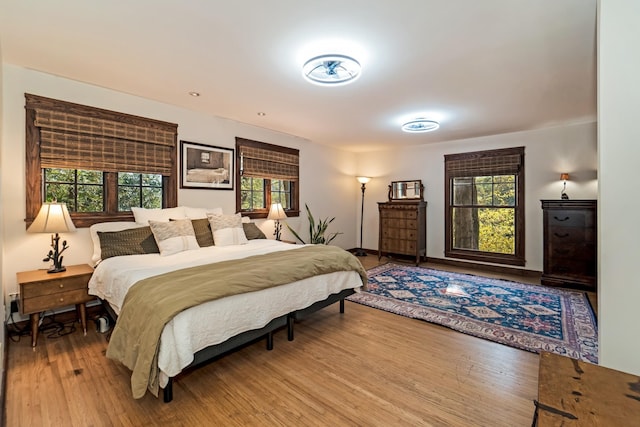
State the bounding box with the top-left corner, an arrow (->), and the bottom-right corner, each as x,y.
235,137 -> 299,218
445,147 -> 525,266
25,94 -> 178,228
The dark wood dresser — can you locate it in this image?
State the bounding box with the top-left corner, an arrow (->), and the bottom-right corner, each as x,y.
541,200 -> 596,291
378,201 -> 427,266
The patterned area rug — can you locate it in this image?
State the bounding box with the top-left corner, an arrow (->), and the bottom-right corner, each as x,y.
348,263 -> 598,363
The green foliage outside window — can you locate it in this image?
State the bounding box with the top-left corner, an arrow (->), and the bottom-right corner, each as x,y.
452,175 -> 516,255
44,168 -> 103,212
44,168 -> 162,213
118,172 -> 162,211
241,177 -> 292,211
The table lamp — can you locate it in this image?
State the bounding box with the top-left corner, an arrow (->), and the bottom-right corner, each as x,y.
267,203 -> 287,241
27,202 -> 76,273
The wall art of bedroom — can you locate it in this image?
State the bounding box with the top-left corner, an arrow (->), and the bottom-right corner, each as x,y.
180,140 -> 234,190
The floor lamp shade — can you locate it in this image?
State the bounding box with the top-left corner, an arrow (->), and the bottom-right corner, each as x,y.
28,202 -> 76,273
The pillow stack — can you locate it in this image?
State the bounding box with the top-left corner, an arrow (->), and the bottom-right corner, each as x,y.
148,219 -> 200,256
208,213 -> 248,246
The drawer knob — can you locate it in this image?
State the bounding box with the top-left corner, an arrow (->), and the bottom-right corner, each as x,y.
554,216 -> 570,222
553,232 -> 570,238
59,284 -> 64,288
59,297 -> 64,302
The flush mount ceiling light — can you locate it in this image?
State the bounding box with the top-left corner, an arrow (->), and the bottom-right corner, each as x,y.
302,54 -> 361,85
401,119 -> 440,133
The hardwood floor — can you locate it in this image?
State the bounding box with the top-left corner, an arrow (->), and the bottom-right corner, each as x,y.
4,256 -> 546,426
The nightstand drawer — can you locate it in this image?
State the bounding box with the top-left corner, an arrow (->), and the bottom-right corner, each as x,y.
22,288 -> 91,314
21,274 -> 90,299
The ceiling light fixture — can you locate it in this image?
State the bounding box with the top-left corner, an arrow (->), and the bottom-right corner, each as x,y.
302,54 -> 361,86
188,91 -> 200,97
401,119 -> 440,133
257,112 -> 266,116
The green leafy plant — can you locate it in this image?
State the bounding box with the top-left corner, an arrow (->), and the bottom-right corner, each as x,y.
286,203 -> 342,244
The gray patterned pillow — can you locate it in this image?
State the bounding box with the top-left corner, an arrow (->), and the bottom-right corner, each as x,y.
208,213 -> 248,246
149,219 -> 199,256
242,222 -> 266,240
97,226 -> 160,260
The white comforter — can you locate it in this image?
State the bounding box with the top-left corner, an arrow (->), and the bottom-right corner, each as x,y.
88,240 -> 363,386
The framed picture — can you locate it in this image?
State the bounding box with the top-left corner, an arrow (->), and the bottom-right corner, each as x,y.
180,140 -> 234,190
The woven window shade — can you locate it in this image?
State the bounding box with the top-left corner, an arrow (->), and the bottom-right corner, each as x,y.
239,144 -> 299,181
35,109 -> 176,175
445,148 -> 523,178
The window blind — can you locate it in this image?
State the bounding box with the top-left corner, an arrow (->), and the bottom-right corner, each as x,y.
236,137 -> 299,181
445,147 -> 524,177
27,94 -> 177,176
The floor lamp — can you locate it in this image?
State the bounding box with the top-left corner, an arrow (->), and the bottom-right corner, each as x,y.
355,176 -> 371,256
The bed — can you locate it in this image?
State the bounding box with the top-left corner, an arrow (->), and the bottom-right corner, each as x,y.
87,210 -> 366,402
186,167 -> 229,183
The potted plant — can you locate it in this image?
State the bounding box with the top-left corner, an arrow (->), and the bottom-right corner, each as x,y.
286,203 -> 342,244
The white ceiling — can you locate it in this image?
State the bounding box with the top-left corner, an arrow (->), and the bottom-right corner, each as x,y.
0,0 -> 597,152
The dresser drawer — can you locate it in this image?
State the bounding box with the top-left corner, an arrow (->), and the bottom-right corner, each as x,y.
380,209 -> 418,220
381,239 -> 417,255
548,242 -> 596,260
547,210 -> 595,228
547,226 -> 595,244
22,288 -> 91,314
381,219 -> 418,232
21,274 -> 90,299
547,258 -> 596,277
382,228 -> 417,240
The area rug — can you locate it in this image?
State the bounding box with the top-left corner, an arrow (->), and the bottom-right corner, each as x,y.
348,263 -> 598,363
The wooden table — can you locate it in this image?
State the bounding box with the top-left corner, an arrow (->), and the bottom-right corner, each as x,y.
535,351 -> 640,426
17,264 -> 94,347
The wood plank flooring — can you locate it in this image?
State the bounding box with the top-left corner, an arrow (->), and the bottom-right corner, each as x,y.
4,257 -> 551,426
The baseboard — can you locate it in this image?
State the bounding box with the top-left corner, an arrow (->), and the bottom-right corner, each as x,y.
425,256 -> 541,278
348,248 -> 541,278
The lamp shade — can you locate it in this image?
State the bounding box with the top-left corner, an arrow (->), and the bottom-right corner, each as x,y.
356,176 -> 371,184
27,202 -> 76,233
267,203 -> 287,221
560,173 -> 569,181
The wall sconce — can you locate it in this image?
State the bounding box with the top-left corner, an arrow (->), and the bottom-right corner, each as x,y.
27,202 -> 77,273
560,173 -> 570,200
267,203 -> 287,241
355,176 -> 371,256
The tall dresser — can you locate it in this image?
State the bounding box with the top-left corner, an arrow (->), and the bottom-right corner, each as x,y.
541,200 -> 597,291
378,201 -> 427,266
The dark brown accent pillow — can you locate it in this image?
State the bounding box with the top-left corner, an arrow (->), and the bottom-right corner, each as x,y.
190,218 -> 215,247
98,226 -> 160,259
243,222 -> 267,240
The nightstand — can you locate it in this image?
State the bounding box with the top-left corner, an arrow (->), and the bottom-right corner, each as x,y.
16,264 -> 94,347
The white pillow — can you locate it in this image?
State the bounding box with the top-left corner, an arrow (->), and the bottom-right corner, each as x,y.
89,221 -> 145,266
208,213 -> 248,246
149,219 -> 199,256
182,206 -> 224,219
131,206 -> 187,225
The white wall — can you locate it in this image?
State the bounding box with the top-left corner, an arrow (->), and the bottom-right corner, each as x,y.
598,0 -> 640,375
356,122 -> 598,272
0,64 -> 358,308
0,37 -> 5,393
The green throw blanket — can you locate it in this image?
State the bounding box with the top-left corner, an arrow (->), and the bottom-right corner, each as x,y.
106,244 -> 368,399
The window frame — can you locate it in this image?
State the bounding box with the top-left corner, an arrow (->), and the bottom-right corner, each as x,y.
235,138 -> 299,219
444,147 -> 525,266
25,94 -> 178,228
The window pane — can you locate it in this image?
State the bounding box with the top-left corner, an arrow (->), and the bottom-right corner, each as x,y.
45,183 -> 76,210
478,207 -> 515,254
142,187 -> 162,209
118,187 -> 139,211
142,174 -> 162,187
77,185 -> 103,212
452,207 -> 515,254
118,172 -> 140,185
46,168 -> 74,183
77,170 -> 102,184
453,178 -> 473,205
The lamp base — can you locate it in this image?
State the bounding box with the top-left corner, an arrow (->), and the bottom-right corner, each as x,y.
354,248 -> 368,257
47,266 -> 66,274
